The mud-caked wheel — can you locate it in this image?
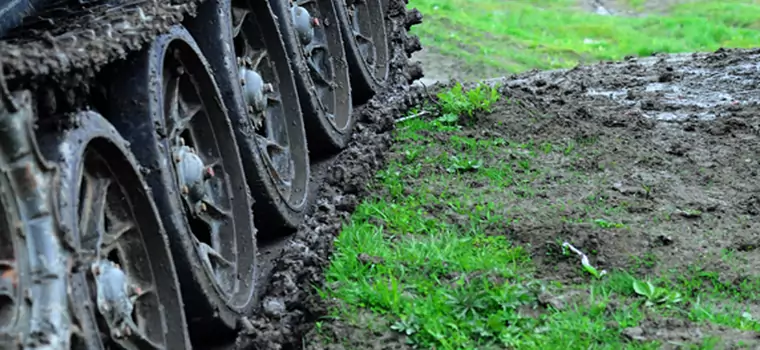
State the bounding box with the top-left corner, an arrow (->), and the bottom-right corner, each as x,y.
187,0 -> 311,235
105,26 -> 258,341
0,91 -> 71,349
334,0 -> 390,103
272,0 -> 354,155
37,111 -> 192,349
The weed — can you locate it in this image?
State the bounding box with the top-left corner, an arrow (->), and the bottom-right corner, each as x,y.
632,279 -> 684,307
436,82 -> 499,125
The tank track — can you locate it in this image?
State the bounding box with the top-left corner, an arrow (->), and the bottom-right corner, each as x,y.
0,90 -> 70,350
0,0 -> 202,82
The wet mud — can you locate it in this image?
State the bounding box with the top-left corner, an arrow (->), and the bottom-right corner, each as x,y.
234,47 -> 760,349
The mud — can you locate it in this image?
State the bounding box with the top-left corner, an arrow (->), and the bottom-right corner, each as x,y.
0,0 -> 203,82
493,47 -> 760,297
233,46 -> 760,348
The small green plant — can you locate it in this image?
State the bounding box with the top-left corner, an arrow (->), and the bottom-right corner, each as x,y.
390,316 -> 420,337
435,113 -> 459,125
633,279 -> 683,307
436,82 -> 500,125
593,219 -> 626,229
446,155 -> 483,173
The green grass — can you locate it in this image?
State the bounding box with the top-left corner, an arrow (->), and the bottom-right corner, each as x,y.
315,83 -> 760,349
408,0 -> 760,73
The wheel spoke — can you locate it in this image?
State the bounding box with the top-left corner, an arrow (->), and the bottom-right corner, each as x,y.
266,92 -> 281,104
305,44 -> 333,86
199,198 -> 232,221
81,173 -> 111,247
306,57 -> 331,86
178,93 -> 203,125
248,49 -> 268,72
116,288 -> 166,350
231,7 -> 249,37
254,134 -> 294,191
169,78 -> 204,136
99,219 -> 135,252
164,75 -> 181,123
354,32 -> 374,46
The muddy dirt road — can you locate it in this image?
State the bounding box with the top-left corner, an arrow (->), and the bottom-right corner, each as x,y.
231,47 -> 760,348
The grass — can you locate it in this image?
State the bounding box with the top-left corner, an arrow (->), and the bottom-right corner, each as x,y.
313,83 -> 760,349
407,0 -> 760,73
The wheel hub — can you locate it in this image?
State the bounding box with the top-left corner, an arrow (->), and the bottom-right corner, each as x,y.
91,260 -> 141,340
239,66 -> 271,113
291,4 -> 315,45
173,139 -> 215,213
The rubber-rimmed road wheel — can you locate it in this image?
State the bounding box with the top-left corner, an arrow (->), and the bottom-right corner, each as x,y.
272,0 -> 354,155
104,25 -> 258,342
37,111 -> 192,350
0,90 -> 71,349
334,0 -> 390,104
187,0 -> 311,235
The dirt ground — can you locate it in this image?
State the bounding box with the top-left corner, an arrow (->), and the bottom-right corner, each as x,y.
491,48 -> 760,293
237,47 -> 760,349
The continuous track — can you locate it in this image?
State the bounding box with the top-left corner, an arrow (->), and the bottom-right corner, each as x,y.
0,0 -> 423,348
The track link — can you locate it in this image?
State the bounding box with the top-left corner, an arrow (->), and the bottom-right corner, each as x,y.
0,90 -> 71,350
0,0 -> 202,82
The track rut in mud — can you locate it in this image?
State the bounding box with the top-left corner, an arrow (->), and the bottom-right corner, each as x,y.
236,47 -> 760,349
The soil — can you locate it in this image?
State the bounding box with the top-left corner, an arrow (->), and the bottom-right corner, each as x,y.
235,47 -> 760,349
495,48 -> 760,299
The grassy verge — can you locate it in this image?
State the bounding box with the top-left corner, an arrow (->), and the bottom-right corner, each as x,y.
311,83 -> 760,349
407,0 -> 760,74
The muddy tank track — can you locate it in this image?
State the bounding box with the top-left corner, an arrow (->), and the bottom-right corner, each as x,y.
229,0 -> 427,347
0,0 -> 202,82
0,0 -> 425,348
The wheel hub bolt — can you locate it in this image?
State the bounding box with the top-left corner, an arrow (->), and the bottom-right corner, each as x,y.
173,145 -> 208,203
239,68 -> 267,112
204,166 -> 215,179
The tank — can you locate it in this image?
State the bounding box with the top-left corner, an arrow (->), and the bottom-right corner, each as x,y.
0,0 -> 424,348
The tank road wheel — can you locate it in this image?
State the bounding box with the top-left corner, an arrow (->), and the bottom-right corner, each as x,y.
187,0 -> 311,235
272,0 -> 354,155
105,26 -> 258,342
0,91 -> 70,349
334,0 -> 390,103
37,111 -> 192,349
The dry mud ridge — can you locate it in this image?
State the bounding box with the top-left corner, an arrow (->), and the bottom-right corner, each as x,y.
229,48 -> 760,349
